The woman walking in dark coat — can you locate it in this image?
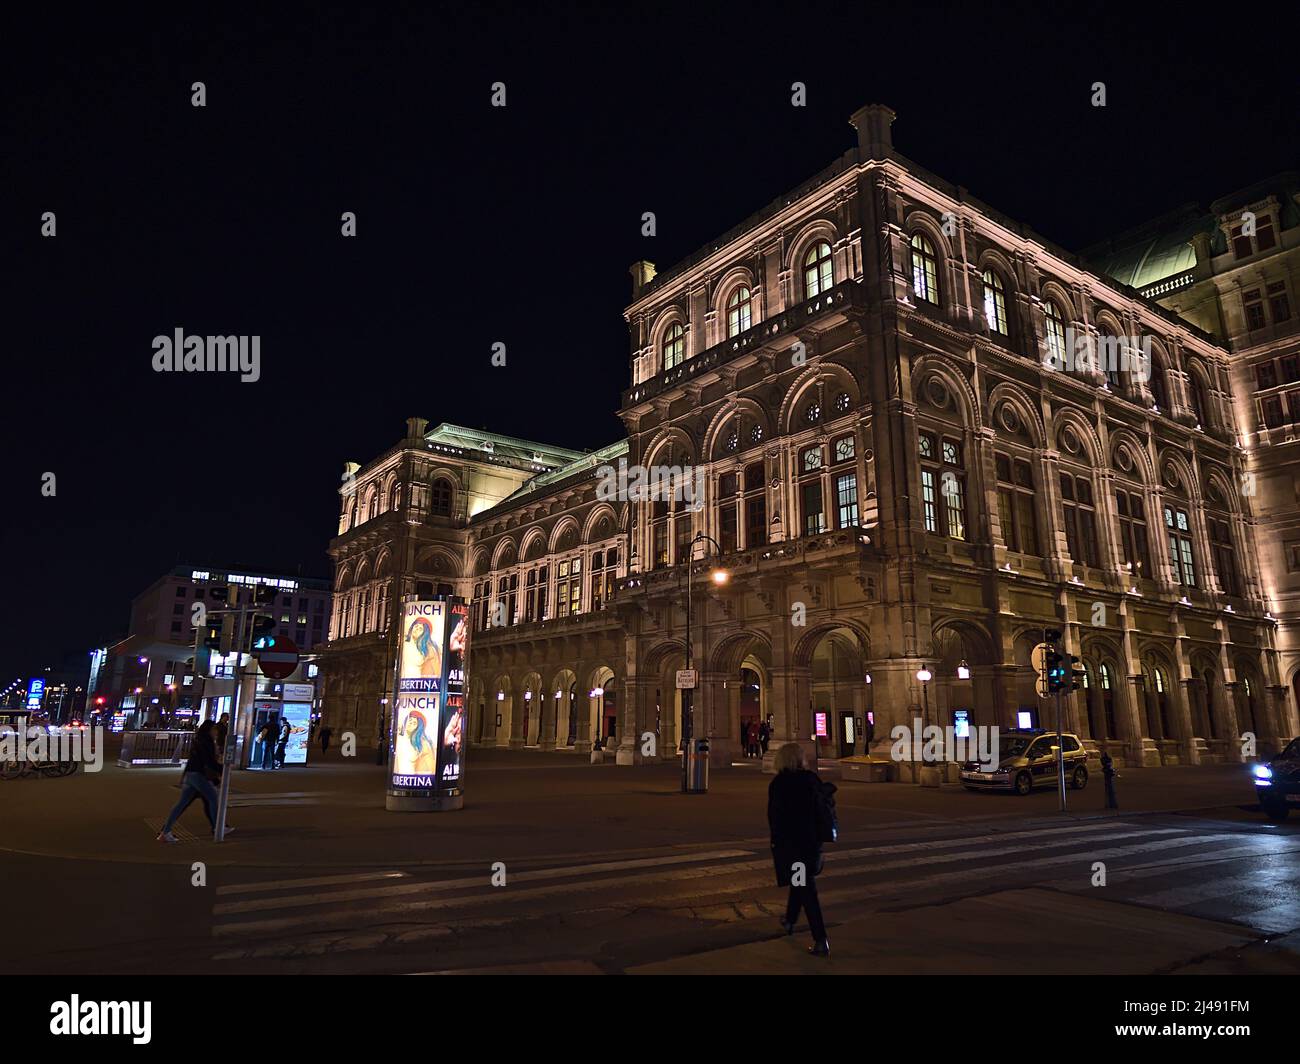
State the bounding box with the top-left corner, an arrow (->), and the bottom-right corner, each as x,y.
767,742 -> 830,956
157,720 -> 223,842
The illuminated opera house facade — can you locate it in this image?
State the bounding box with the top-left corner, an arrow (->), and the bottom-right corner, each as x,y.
319,105 -> 1300,769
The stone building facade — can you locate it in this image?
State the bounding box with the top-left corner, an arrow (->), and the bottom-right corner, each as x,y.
319,107 -> 1300,770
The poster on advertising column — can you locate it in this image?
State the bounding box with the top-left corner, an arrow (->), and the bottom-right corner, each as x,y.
387,597 -> 467,811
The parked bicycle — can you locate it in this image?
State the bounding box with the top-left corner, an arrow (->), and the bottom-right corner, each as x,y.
0,755 -> 77,779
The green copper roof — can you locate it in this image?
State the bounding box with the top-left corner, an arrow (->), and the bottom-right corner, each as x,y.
424,422 -> 589,467
1087,211 -> 1213,291
480,438 -> 631,516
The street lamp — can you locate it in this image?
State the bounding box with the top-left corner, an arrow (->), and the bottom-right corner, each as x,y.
683,532 -> 729,793
917,667 -> 944,788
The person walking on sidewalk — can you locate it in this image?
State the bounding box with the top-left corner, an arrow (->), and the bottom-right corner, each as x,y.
157,720 -> 223,842
320,723 -> 333,754
767,742 -> 831,956
274,720 -> 290,768
758,720 -> 770,756
1101,751 -> 1120,810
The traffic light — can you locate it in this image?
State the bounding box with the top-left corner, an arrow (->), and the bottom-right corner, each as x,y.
1045,648 -> 1067,693
201,620 -> 224,651
255,584 -> 276,606
208,584 -> 230,603
252,633 -> 281,651
250,613 -> 275,645
1067,654 -> 1087,692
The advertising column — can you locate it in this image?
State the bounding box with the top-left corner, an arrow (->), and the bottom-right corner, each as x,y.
386,597 -> 468,812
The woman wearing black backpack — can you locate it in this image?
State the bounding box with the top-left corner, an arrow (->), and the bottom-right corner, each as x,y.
767,742 -> 834,956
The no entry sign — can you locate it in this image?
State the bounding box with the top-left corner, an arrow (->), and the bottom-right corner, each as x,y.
253,635 -> 299,680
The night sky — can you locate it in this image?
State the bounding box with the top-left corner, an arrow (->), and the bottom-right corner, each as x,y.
4,1 -> 1296,686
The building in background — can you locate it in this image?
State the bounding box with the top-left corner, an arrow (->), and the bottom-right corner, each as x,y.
1086,173 -> 1300,730
90,565 -> 331,727
321,108 -> 1300,768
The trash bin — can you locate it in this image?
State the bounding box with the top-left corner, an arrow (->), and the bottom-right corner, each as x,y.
684,738 -> 709,793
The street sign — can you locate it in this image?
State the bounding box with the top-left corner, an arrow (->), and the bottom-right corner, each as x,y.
1031,642 -> 1051,674
675,669 -> 697,690
253,635 -> 299,680
1035,676 -> 1050,698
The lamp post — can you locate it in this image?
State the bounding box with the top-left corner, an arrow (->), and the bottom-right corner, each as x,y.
917,666 -> 941,787
682,531 -> 729,793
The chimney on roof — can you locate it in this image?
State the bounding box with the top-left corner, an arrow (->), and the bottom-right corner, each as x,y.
849,104 -> 896,161
629,260 -> 657,299
406,416 -> 429,440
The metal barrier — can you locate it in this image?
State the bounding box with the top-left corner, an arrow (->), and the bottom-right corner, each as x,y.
118,730 -> 193,767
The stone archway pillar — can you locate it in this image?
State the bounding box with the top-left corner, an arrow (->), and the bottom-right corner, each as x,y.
620,677 -> 659,764
702,671 -> 739,764
1179,679 -> 1206,764
763,665 -> 813,772
1129,675 -> 1161,766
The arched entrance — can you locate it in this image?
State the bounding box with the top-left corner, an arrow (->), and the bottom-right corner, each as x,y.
551,668 -> 578,748
588,665 -> 617,750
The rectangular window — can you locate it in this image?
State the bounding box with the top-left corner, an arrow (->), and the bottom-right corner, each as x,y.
1268,282 -> 1291,324
1116,492 -> 1150,577
834,473 -> 859,529
720,503 -> 739,554
1210,518 -> 1240,596
802,480 -> 826,536
1256,359 -> 1277,389
921,470 -> 938,533
1245,292 -> 1266,330
997,455 -> 1038,554
1165,505 -> 1197,587
1231,225 -> 1253,259
1256,216 -> 1276,251
1263,395 -> 1284,428
944,477 -> 966,540
745,495 -> 767,548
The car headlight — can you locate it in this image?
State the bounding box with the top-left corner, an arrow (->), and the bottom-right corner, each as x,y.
1253,764 -> 1273,784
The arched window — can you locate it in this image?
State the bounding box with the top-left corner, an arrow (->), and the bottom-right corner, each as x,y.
1097,331 -> 1122,389
982,269 -> 1007,334
388,482 -> 401,512
430,479 -> 452,517
726,286 -> 752,338
1188,371 -> 1210,427
1043,301 -> 1067,367
367,489 -> 379,522
1148,352 -> 1170,410
803,242 -> 833,300
662,322 -> 685,370
1100,663 -> 1118,739
1153,666 -> 1172,739
910,233 -> 938,305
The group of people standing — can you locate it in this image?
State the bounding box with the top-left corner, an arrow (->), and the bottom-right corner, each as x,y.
255,718 -> 292,770
740,717 -> 772,759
